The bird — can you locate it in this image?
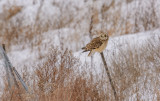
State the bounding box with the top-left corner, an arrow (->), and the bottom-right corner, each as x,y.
82,32 -> 109,56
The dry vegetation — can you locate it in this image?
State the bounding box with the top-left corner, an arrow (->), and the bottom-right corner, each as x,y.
101,0 -> 160,36
0,0 -> 159,49
0,0 -> 160,101
109,35 -> 160,100
0,47 -> 109,101
1,35 -> 159,101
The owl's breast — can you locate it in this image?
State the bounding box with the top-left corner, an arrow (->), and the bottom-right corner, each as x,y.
94,40 -> 108,53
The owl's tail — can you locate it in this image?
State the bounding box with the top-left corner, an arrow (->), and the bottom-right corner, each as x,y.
81,47 -> 88,52
81,47 -> 85,50
82,47 -> 93,56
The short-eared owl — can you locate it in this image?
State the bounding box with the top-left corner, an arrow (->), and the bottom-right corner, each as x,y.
82,32 -> 109,56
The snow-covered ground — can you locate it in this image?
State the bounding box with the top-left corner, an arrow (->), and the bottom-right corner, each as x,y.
0,0 -> 160,100
0,28 -> 159,100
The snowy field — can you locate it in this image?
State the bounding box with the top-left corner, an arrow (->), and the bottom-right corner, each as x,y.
0,0 -> 160,100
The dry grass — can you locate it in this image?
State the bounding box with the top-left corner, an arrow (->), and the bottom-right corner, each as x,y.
1,35 -> 159,101
100,0 -> 160,36
107,35 -> 160,100
0,47 -> 110,101
0,0 -> 160,101
0,1 -> 77,51
0,0 -> 159,50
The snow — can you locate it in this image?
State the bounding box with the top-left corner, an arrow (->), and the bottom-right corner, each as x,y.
74,29 -> 160,75
0,0 -> 160,100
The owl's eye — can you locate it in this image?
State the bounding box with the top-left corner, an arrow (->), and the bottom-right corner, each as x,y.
104,35 -> 106,37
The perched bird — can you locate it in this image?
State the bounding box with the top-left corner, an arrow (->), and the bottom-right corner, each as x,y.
82,32 -> 109,56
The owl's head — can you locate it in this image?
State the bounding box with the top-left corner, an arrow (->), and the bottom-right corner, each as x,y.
99,33 -> 109,41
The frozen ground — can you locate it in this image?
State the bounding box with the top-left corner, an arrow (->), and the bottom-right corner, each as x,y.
0,28 -> 159,100
0,0 -> 160,100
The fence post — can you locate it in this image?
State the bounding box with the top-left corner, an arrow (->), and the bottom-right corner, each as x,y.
100,52 -> 118,101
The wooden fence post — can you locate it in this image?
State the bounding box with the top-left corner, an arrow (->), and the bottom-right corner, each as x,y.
100,52 -> 118,101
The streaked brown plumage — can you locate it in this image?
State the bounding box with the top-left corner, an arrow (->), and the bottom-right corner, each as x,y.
82,32 -> 109,56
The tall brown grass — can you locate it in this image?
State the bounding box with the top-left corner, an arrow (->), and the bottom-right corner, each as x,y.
1,47 -> 110,101
1,34 -> 159,101
0,0 -> 160,101
100,0 -> 160,36
107,34 -> 160,100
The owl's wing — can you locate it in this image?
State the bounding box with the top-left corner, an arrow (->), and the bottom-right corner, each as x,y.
86,37 -> 103,50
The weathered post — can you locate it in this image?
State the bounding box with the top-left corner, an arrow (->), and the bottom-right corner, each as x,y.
100,52 -> 118,101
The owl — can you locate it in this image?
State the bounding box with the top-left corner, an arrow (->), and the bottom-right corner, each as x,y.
82,32 -> 109,56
